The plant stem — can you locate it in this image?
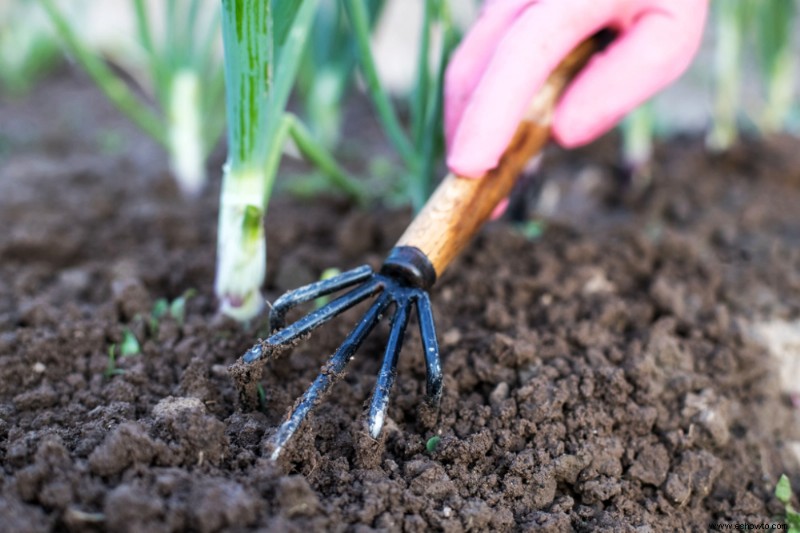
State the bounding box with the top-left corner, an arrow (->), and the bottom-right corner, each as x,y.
40,0 -> 167,147
168,69 -> 206,196
756,0 -> 796,133
344,0 -> 417,170
285,114 -> 367,204
261,0 -> 319,205
215,0 -> 273,320
131,0 -> 165,100
706,0 -> 746,151
411,1 -> 432,148
417,0 -> 456,209
622,102 -> 654,182
272,0 -> 315,113
44,0 -> 225,194
216,0 -> 321,320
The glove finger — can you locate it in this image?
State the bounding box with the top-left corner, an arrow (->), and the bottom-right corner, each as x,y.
553,3 -> 707,148
445,0 -> 535,153
446,0 -> 623,178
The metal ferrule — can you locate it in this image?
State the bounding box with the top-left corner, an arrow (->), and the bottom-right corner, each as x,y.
380,246 -> 437,291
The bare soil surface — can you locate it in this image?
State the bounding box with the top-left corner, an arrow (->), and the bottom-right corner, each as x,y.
1,71 -> 800,532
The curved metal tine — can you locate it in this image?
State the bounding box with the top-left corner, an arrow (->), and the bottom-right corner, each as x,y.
416,292 -> 442,406
271,278 -> 383,344
367,296 -> 412,438
269,265 -> 374,332
242,279 -> 383,364
268,292 -> 394,460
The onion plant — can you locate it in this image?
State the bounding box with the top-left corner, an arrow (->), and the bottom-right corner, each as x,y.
216,0 -> 362,320
278,0 -> 385,201
0,2 -> 60,95
215,0 -> 275,320
296,0 -> 385,149
39,0 -> 225,196
706,0 -> 749,151
755,0 -> 797,134
621,102 -> 655,187
344,0 -> 459,211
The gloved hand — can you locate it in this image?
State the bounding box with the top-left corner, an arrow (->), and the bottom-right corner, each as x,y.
445,0 -> 708,178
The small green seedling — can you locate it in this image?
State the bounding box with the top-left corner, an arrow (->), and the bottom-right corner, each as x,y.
775,474 -> 800,533
150,288 -> 197,334
517,220 -> 546,241
150,299 -> 168,336
168,288 -> 197,325
425,435 -> 441,453
106,329 -> 141,377
120,330 -> 141,357
105,345 -> 125,377
152,298 -> 169,320
256,383 -> 268,411
314,268 -> 342,308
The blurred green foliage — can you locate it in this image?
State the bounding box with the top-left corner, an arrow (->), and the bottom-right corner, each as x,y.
3,0 -> 797,205
0,2 -> 60,95
39,0 -> 225,195
706,0 -> 797,150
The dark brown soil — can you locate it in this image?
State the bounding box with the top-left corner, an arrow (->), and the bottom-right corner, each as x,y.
2,70 -> 799,532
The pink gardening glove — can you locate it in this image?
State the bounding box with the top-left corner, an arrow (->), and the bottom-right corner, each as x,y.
445,0 -> 708,178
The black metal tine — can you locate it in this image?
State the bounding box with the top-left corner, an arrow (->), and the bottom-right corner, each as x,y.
367,296 -> 412,439
243,279 -> 384,364
268,292 -> 394,460
416,291 -> 442,405
269,265 -> 374,332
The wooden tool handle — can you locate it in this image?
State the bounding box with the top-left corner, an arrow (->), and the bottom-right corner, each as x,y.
395,38 -> 600,276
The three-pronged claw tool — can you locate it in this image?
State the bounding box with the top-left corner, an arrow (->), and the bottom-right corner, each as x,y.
237,38 -> 601,460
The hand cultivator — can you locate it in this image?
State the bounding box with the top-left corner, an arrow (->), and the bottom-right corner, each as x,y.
238,39 -> 601,460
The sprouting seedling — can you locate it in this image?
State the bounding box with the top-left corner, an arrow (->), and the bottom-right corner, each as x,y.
314,268 -> 342,309
39,0 -> 225,196
256,383 -> 268,412
425,435 -> 441,453
105,345 -> 125,377
775,474 -> 800,533
106,329 -> 140,377
168,288 -> 197,325
151,298 -> 169,334
150,288 -> 197,333
516,220 -> 546,241
120,329 -> 141,357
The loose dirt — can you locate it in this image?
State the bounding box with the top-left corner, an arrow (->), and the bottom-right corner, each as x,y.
1,71 -> 799,532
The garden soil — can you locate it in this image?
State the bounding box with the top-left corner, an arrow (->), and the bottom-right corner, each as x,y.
1,71 -> 800,532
